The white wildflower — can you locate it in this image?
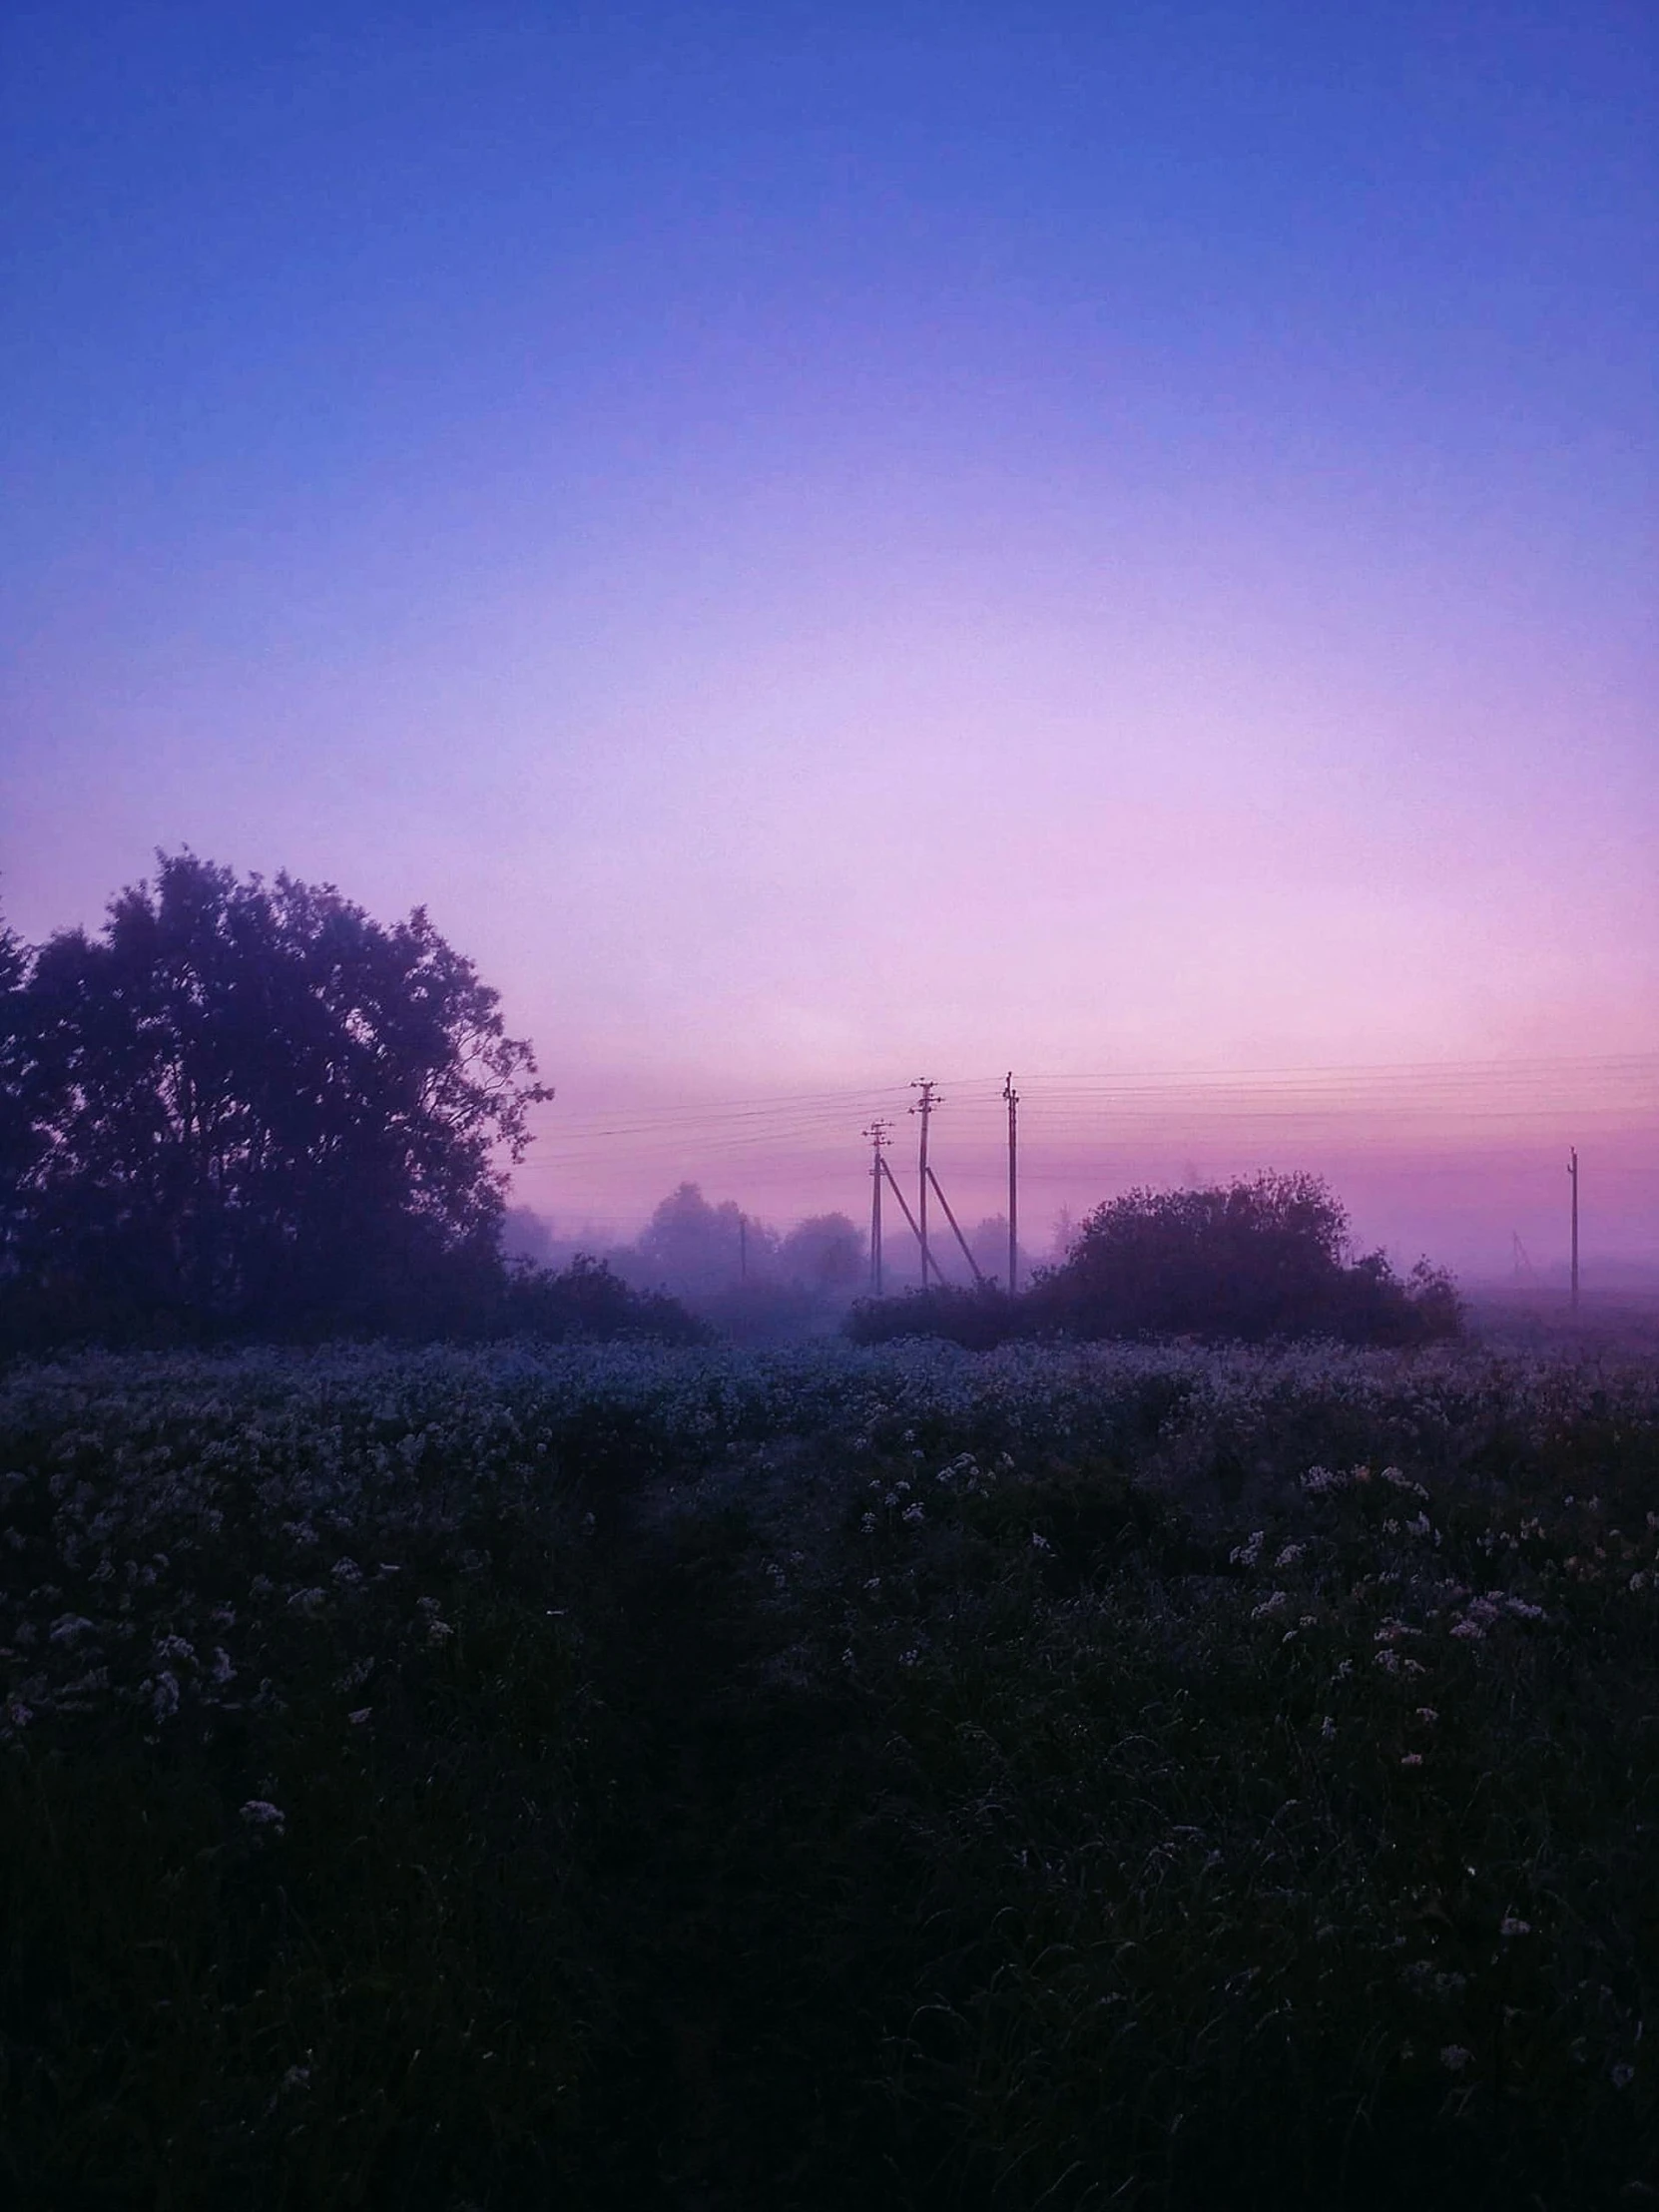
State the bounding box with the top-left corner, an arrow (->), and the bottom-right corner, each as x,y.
1382,1468 -> 1428,1499
1301,1465 -> 1346,1494
240,1799 -> 285,1832
1274,1543 -> 1305,1568
1229,1531 -> 1265,1568
1439,2044 -> 1472,2072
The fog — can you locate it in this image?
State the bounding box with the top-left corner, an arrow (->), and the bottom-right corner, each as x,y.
508,1068 -> 1659,1297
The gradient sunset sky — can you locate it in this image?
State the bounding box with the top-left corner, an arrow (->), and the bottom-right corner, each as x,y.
3,2 -> 1654,1270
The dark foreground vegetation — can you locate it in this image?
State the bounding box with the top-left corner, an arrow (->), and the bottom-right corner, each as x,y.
3,1337 -> 1654,2210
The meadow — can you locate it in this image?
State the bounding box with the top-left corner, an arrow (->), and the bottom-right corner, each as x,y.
2,1335 -> 1655,2209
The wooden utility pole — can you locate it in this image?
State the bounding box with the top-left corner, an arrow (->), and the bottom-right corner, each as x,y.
739,1212 -> 748,1285
1003,1071 -> 1019,1295
862,1121 -> 891,1295
1569,1147 -> 1579,1312
910,1079 -> 939,1287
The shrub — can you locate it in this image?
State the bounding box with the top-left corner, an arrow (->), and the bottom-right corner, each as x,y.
844,1282 -> 1021,1351
498,1254 -> 711,1345
1030,1172 -> 1462,1346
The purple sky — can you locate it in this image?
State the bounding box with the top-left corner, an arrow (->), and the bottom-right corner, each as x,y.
3,3 -> 1655,1274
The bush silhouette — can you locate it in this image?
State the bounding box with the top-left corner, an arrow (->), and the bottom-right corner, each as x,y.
1030,1173 -> 1461,1345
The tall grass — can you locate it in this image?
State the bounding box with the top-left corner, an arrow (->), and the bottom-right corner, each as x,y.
1,1340 -> 1655,2206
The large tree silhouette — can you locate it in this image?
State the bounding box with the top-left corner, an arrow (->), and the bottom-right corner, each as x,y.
5,853 -> 551,1338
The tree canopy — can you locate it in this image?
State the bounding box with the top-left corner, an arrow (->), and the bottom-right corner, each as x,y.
847,1173 -> 1461,1349
1031,1173 -> 1461,1345
2,853 -> 553,1341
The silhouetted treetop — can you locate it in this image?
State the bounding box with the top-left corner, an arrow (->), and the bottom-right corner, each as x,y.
845,1173 -> 1462,1350
779,1212 -> 864,1293
5,852 -> 552,1340
1032,1173 -> 1461,1346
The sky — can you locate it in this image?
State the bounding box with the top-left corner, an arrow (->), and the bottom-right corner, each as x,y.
3,1 -> 1655,1273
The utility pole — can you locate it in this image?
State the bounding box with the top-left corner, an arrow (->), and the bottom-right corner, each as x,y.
739,1212 -> 748,1285
1003,1071 -> 1019,1295
910,1079 -> 939,1287
1569,1148 -> 1579,1312
862,1121 -> 891,1295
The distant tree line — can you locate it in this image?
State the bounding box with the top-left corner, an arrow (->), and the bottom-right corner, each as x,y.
846,1173 -> 1463,1349
0,854 -> 702,1351
2,855 -> 1462,1358
504,1182 -> 1035,1346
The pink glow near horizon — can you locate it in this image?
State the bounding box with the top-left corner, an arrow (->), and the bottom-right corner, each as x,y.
3,6 -> 1653,1281
511,1060 -> 1659,1280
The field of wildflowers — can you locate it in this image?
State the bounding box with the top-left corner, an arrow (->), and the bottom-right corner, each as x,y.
2,1337 -> 1655,2207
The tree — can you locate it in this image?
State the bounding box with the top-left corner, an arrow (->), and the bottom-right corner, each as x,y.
632,1182 -> 778,1298
779,1212 -> 864,1295
1030,1173 -> 1461,1345
5,852 -> 551,1339
0,911 -> 43,1293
